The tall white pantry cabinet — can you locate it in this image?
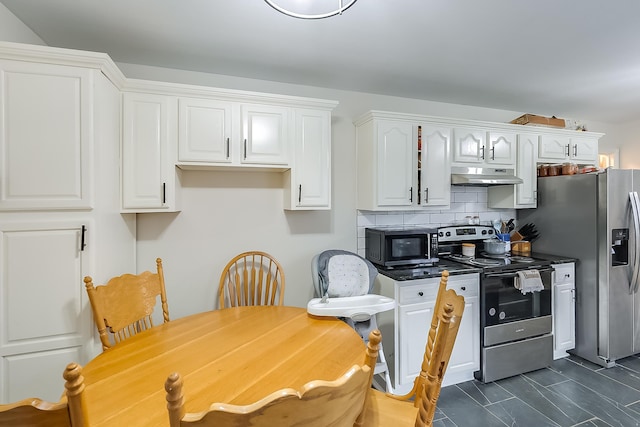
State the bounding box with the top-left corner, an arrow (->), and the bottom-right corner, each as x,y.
0,43 -> 135,403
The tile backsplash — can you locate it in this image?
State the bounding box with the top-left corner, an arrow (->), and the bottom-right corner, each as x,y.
356,186 -> 516,256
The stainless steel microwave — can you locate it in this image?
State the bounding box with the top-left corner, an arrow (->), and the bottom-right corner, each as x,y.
365,227 -> 439,268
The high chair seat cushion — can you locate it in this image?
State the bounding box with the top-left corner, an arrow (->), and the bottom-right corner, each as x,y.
317,250 -> 378,297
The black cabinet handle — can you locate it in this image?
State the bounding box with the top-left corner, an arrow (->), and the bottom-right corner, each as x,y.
565,144 -> 570,157
480,146 -> 485,160
409,187 -> 413,203
162,183 -> 166,204
226,137 -> 230,159
298,185 -> 302,203
418,291 -> 423,296
81,225 -> 87,251
461,286 -> 466,291
243,139 -> 247,159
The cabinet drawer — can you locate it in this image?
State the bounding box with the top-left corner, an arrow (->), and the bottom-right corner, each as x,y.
553,263 -> 574,285
398,273 -> 479,305
447,276 -> 479,298
398,281 -> 439,305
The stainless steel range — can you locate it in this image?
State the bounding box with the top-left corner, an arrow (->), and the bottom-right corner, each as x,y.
438,225 -> 554,383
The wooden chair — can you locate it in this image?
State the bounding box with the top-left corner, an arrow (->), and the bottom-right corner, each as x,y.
165,330 -> 381,427
217,251 -> 285,308
84,258 -> 170,351
0,362 -> 88,427
362,270 -> 466,426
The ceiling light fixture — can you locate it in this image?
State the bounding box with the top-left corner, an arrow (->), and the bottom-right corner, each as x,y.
264,0 -> 358,19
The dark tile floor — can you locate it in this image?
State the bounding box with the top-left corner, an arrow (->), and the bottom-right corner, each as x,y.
433,354 -> 640,427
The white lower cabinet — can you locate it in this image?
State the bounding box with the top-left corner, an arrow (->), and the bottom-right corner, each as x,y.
552,263 -> 576,359
0,220 -> 90,402
377,273 -> 480,393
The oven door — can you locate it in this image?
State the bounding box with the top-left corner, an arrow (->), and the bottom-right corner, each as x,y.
481,267 -> 553,327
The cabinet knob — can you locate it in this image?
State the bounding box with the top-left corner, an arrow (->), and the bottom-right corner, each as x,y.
418,291 -> 423,296
461,286 -> 466,291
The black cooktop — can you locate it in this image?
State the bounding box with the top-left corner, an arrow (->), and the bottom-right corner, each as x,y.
376,259 -> 481,281
443,253 -> 552,274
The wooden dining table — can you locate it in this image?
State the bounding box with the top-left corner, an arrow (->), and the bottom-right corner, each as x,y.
81,305 -> 366,426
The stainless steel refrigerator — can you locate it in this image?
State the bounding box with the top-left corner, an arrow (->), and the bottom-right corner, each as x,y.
518,168 -> 640,368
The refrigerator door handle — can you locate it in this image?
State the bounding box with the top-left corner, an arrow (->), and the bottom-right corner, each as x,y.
628,191 -> 640,293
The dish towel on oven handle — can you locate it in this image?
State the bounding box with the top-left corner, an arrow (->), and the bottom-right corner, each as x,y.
515,269 -> 544,295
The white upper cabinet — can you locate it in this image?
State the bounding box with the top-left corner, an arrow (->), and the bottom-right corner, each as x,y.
355,112 -> 451,211
0,60 -> 93,210
538,134 -> 599,165
356,119 -> 414,209
376,120 -> 415,207
487,131 -> 517,165
452,127 -> 515,167
284,108 -> 332,210
419,124 -> 451,207
121,92 -> 180,212
452,127 -> 485,164
241,104 -> 290,166
488,132 -> 538,209
178,97 -> 233,163
178,98 -> 290,168
569,136 -> 599,163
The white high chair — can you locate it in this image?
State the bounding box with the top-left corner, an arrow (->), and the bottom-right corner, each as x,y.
308,250 -> 395,392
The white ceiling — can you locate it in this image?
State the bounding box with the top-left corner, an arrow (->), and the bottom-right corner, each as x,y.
2,0 -> 640,124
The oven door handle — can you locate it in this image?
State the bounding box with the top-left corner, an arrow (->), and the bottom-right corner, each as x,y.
484,267 -> 554,279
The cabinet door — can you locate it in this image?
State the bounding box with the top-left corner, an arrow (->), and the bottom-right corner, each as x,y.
241,104 -> 289,165
516,133 -> 538,207
420,124 -> 451,207
178,97 -> 232,163
376,121 -> 414,207
287,109 -> 331,209
453,128 -> 485,164
0,220 -> 90,403
538,134 -> 570,161
0,60 -> 92,210
487,131 -> 516,166
398,303 -> 434,386
570,136 -> 598,164
553,282 -> 575,356
122,92 -> 178,211
446,296 -> 480,377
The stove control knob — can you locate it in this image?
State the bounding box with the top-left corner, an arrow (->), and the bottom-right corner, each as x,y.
438,232 -> 444,237
481,230 -> 487,235
445,231 -> 451,237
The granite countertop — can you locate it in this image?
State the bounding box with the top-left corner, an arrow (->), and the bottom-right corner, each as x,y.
528,252 -> 578,264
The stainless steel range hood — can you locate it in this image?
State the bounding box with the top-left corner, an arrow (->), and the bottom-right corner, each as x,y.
450,167 -> 523,186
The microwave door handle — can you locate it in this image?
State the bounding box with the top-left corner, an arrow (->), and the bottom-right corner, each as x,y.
629,192 -> 640,293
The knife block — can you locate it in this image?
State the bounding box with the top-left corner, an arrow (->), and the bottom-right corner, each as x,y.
510,231 -> 531,255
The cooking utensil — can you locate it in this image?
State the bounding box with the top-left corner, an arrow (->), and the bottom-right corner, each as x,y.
484,238 -> 510,255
